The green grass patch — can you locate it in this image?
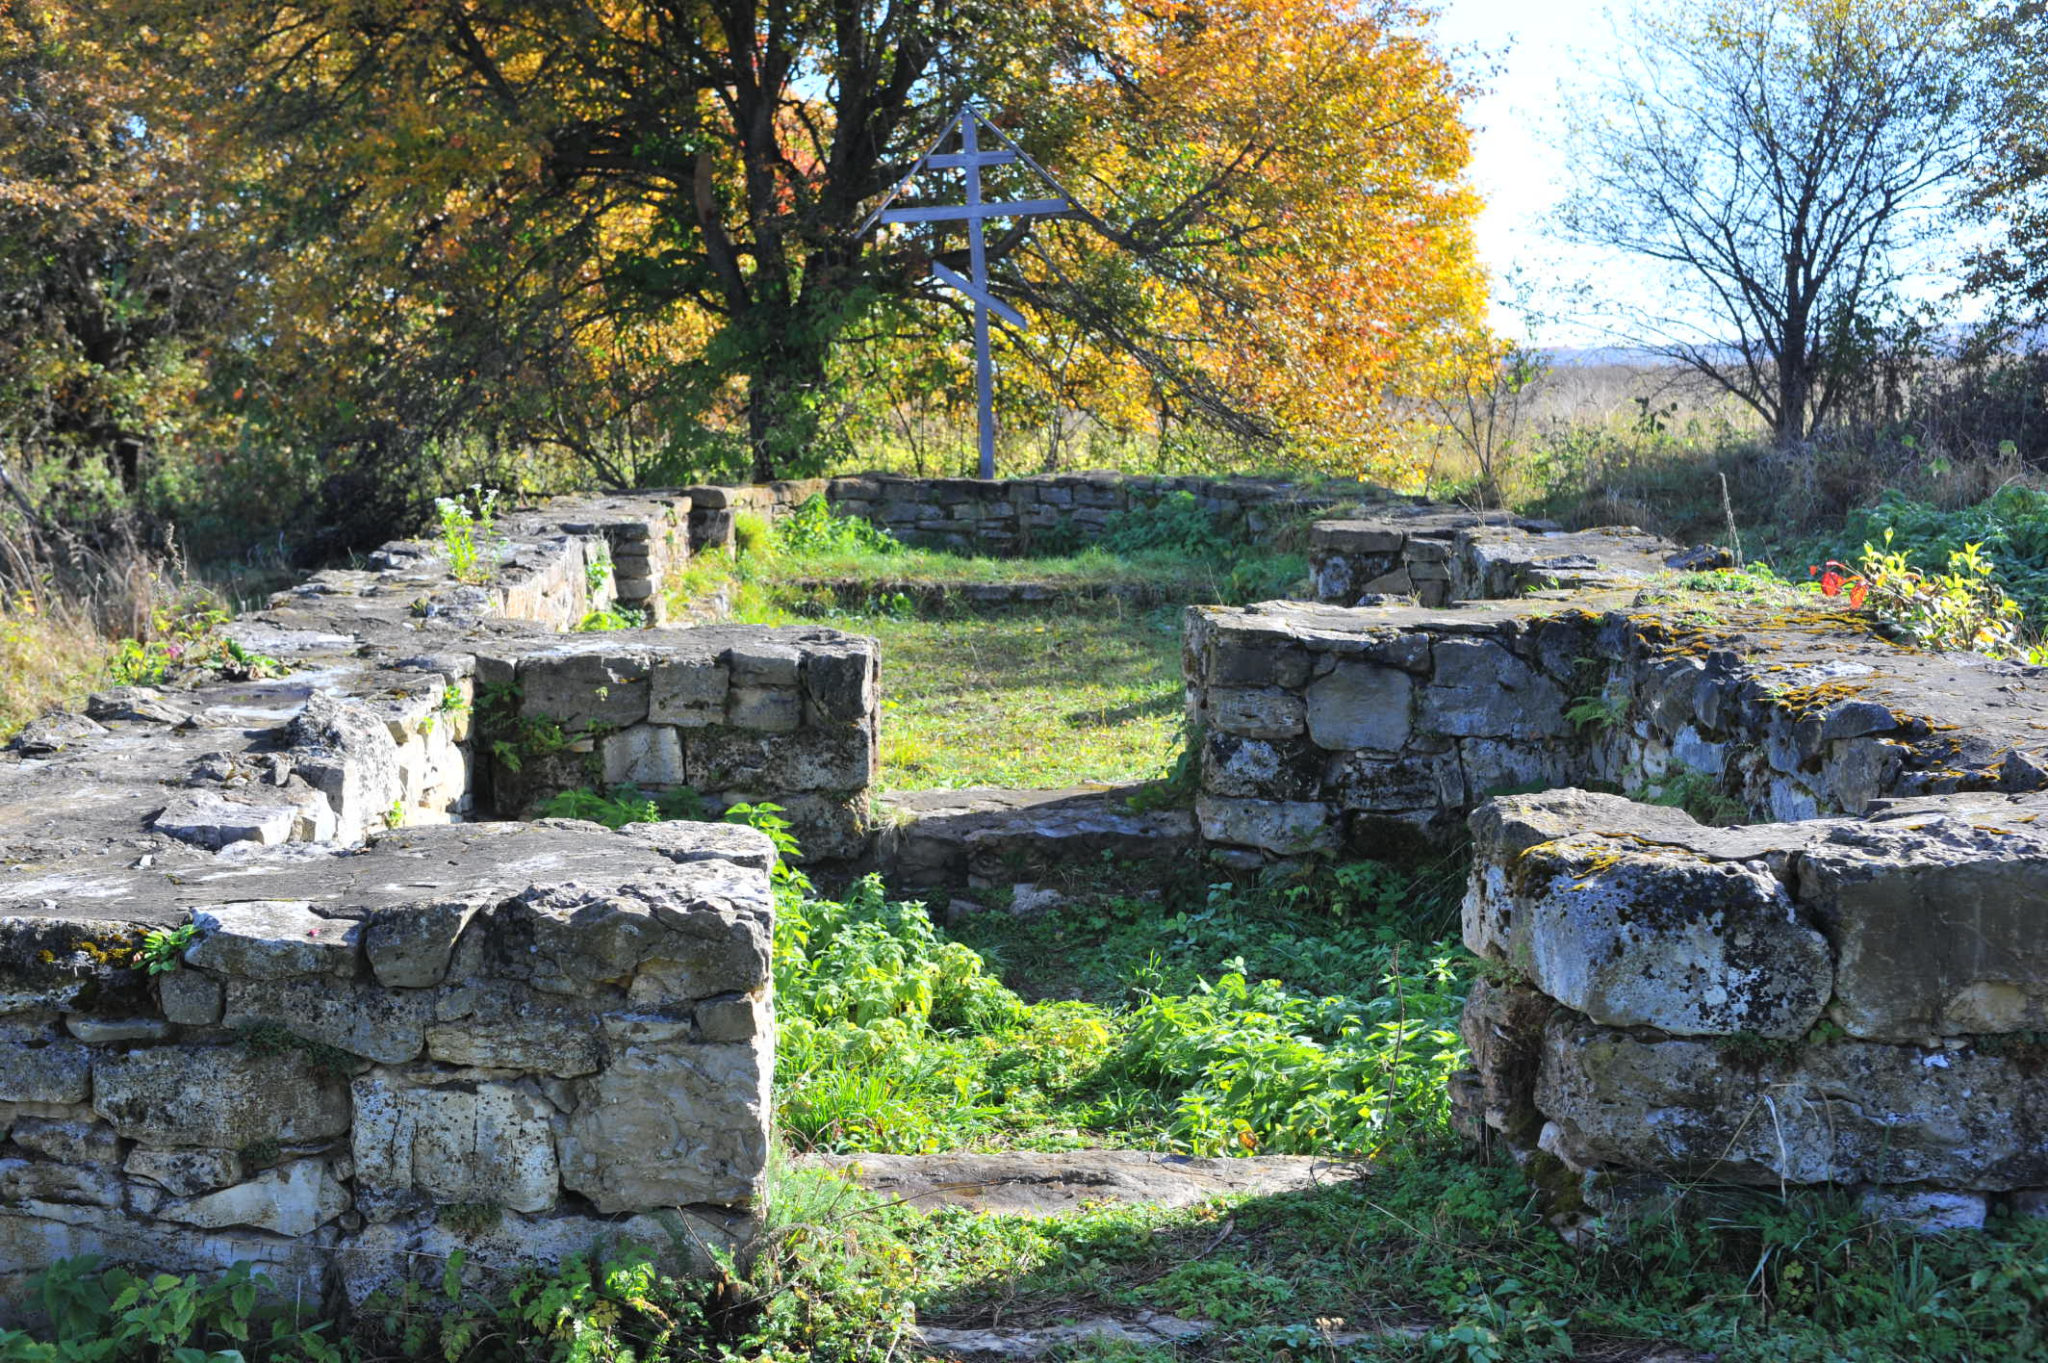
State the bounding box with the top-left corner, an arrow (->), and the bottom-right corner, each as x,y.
774,853 -> 1470,1159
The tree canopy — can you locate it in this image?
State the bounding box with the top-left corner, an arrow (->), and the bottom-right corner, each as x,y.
4,0 -> 1476,531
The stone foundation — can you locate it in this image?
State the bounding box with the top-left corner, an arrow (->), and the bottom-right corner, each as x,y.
0,819 -> 773,1317
0,489 -> 882,1307
684,471 -> 1374,557
1197,505 -> 2048,1224
1459,788 -> 2048,1229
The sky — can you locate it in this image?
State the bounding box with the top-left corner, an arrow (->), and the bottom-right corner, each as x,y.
1430,0 -> 1630,345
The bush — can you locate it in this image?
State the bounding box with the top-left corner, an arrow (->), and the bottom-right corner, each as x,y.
771,496 -> 900,557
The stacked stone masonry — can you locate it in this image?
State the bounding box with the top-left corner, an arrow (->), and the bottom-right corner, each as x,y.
1190,505 -> 2048,1226
0,487 -> 885,1313
684,471 -> 1375,557
0,819 -> 776,1316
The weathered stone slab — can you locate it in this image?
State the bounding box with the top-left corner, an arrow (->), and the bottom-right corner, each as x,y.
92,1046 -> 352,1147
1797,817 -> 2048,1039
557,1024 -> 770,1212
1537,1015 -> 2048,1190
186,901 -> 360,980
351,1074 -> 559,1217
1495,836 -> 1831,1039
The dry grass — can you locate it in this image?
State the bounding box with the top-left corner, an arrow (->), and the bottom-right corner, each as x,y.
0,594 -> 114,740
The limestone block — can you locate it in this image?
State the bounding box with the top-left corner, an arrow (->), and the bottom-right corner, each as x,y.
334,1205 -> 754,1309
425,983 -> 605,1076
0,920 -> 152,1015
125,1147 -> 242,1197
352,1075 -> 560,1218
289,693 -> 405,840
802,645 -> 878,726
1304,663 -> 1413,752
1203,636 -> 1311,690
0,1020 -> 89,1104
222,976 -> 430,1065
1312,523 -> 1406,554
1206,687 -> 1306,740
695,991 -> 769,1043
648,658 -> 729,726
1201,733 -> 1324,801
600,725 -> 687,785
755,792 -> 871,863
1461,739 -> 1570,802
1860,1186 -> 1987,1233
1194,796 -> 1336,855
158,970 -> 224,1025
490,866 -> 772,1000
620,819 -> 780,871
517,647 -> 650,730
0,1159 -> 122,1208
0,1206 -> 332,1326
186,901 -> 360,980
364,894 -> 490,989
556,1024 -> 771,1213
1537,1015 -> 2048,1189
159,1159 -> 350,1237
727,685 -> 802,733
10,1116 -> 119,1165
1458,978 -> 1555,1145
65,1017 -> 173,1044
1797,819 -> 2048,1039
1498,836 -> 1830,1038
151,791 -> 296,850
727,642 -> 801,686
687,726 -> 872,793
1822,736 -> 1902,815
1421,638 -> 1566,740
1325,748 -> 1463,812
92,1046 -> 351,1147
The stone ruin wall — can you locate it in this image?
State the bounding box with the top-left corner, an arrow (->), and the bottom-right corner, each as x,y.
681,470 -> 1372,557
0,487 -> 896,1318
1190,508 -> 2048,1228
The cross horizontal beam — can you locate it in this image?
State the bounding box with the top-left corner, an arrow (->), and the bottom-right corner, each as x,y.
931,261 -> 1027,328
878,197 -> 1069,225
927,150 -> 1018,168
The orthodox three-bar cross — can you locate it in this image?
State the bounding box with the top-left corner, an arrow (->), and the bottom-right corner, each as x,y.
860,104 -> 1071,479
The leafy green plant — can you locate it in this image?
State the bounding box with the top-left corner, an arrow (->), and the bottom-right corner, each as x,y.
1565,685 -> 1630,732
475,681 -> 571,773
540,784 -> 707,828
575,606 -> 647,631
132,923 -> 197,975
1815,528 -> 2028,656
0,1257 -> 346,1363
585,546 -> 613,595
774,495 -> 901,556
435,485 -> 503,584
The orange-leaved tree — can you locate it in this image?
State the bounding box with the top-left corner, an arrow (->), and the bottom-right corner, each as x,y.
89,0 -> 1484,506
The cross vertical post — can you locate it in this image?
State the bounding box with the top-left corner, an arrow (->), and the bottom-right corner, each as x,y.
960,111 -> 996,479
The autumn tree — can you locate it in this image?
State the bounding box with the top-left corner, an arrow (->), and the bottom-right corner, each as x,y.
1558,0 -> 1981,445
102,0 -> 1481,500
0,2 -> 238,500
1970,3 -> 2048,322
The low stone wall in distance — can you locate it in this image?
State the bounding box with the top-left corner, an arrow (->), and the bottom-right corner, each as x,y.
0,820 -> 775,1317
1459,788 -> 2048,1232
683,472 -> 1378,557
1308,509 -> 1690,608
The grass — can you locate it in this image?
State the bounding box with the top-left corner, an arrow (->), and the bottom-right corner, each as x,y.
781,602 -> 1187,790
700,493 -> 1308,791
0,594 -> 114,741
772,857 -> 1469,1159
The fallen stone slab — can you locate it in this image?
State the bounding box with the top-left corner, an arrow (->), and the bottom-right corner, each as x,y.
801,1148 -> 1367,1215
